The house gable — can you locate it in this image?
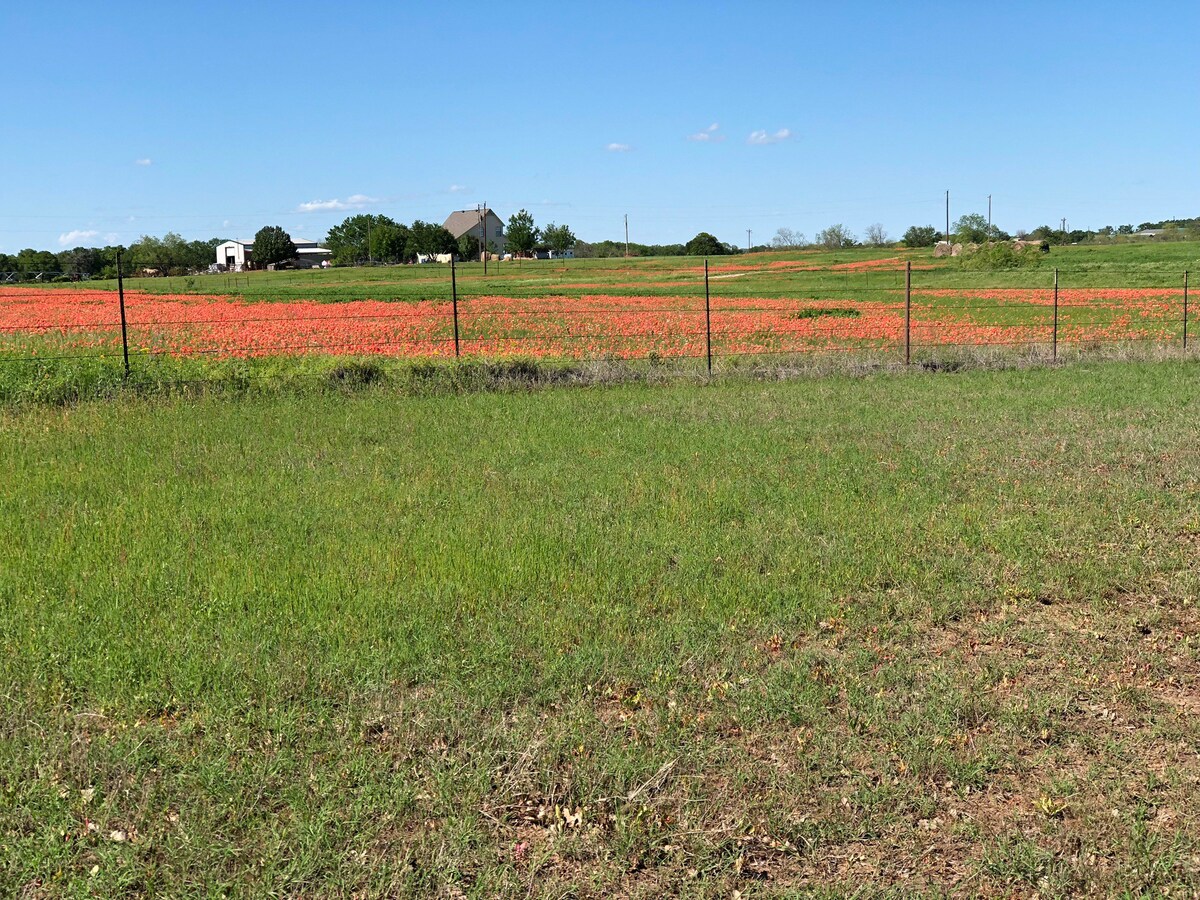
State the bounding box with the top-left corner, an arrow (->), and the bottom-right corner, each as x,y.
443,209 -> 506,248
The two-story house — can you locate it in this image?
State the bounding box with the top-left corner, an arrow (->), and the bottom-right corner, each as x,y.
442,208 -> 507,256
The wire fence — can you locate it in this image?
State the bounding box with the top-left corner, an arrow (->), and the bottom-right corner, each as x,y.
0,255 -> 1191,376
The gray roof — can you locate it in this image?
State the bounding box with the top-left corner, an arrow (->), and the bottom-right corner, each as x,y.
222,238 -> 323,248
443,208 -> 502,238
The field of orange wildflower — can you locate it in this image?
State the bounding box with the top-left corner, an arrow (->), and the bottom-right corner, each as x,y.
0,281 -> 1189,364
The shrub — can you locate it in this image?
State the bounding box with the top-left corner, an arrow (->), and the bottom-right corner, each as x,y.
957,242 -> 1043,271
902,225 -> 940,248
788,307 -> 860,320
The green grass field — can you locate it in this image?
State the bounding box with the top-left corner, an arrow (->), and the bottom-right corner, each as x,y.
72,241 -> 1200,303
3,360 -> 1199,896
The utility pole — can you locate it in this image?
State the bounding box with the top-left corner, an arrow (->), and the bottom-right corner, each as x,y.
624,214 -> 629,258
945,190 -> 950,244
987,195 -> 992,236
746,229 -> 752,252
1061,217 -> 1067,234
367,217 -> 372,264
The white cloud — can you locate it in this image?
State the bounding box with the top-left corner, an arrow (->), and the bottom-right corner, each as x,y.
605,142 -> 632,152
448,184 -> 469,193
135,158 -> 152,166
688,123 -> 724,142
747,128 -> 792,146
296,193 -> 379,212
58,229 -> 99,246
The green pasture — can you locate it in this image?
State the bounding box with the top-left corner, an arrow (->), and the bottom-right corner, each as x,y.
61,241 -> 1200,304
2,361 -> 1199,896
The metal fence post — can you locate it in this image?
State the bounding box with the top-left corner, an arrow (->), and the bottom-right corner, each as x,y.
905,261 -> 912,366
1052,267 -> 1059,361
704,258 -> 712,377
116,247 -> 130,377
451,256 -> 461,358
1184,270 -> 1189,350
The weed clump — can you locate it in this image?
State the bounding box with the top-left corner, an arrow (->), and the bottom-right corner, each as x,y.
957,242 -> 1045,271
787,307 -> 861,320
327,361 -> 386,389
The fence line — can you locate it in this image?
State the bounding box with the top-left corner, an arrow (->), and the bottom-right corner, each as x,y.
0,260 -> 1194,376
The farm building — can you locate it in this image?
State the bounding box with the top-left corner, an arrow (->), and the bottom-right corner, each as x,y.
214,239 -> 331,272
443,208 -> 507,256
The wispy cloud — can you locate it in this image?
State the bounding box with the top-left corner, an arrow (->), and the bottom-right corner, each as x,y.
688,123 -> 724,143
296,193 -> 379,213
448,184 -> 469,193
605,142 -> 632,152
747,128 -> 792,146
135,158 -> 152,166
58,229 -> 99,246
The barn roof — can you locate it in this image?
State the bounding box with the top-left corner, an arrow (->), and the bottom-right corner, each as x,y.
443,208 -> 502,238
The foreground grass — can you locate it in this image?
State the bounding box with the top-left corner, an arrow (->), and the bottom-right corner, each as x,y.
1,362 -> 1199,897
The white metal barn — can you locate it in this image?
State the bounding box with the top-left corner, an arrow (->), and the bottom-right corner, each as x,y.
214,239 -> 331,272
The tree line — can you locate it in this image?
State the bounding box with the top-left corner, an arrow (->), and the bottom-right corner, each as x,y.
575,232 -> 741,258
322,209 -> 579,264
899,214 -> 1200,249
0,235 -> 227,280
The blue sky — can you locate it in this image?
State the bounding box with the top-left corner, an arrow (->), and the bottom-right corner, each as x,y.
2,1 -> 1197,253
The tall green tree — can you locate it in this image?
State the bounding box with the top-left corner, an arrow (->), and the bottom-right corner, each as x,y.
1031,225 -> 1066,245
129,232 -> 191,274
542,222 -> 577,256
252,226 -> 297,268
128,235 -> 163,272
58,247 -> 104,277
457,233 -> 480,262
16,248 -> 61,275
325,214 -> 399,265
505,209 -> 539,257
407,221 -> 457,258
685,232 -> 727,256
902,225 -> 940,248
370,223 -> 411,263
187,238 -> 227,270
952,214 -> 1007,244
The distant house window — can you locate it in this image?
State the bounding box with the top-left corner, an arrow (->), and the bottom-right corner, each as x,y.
494,225 -> 503,236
